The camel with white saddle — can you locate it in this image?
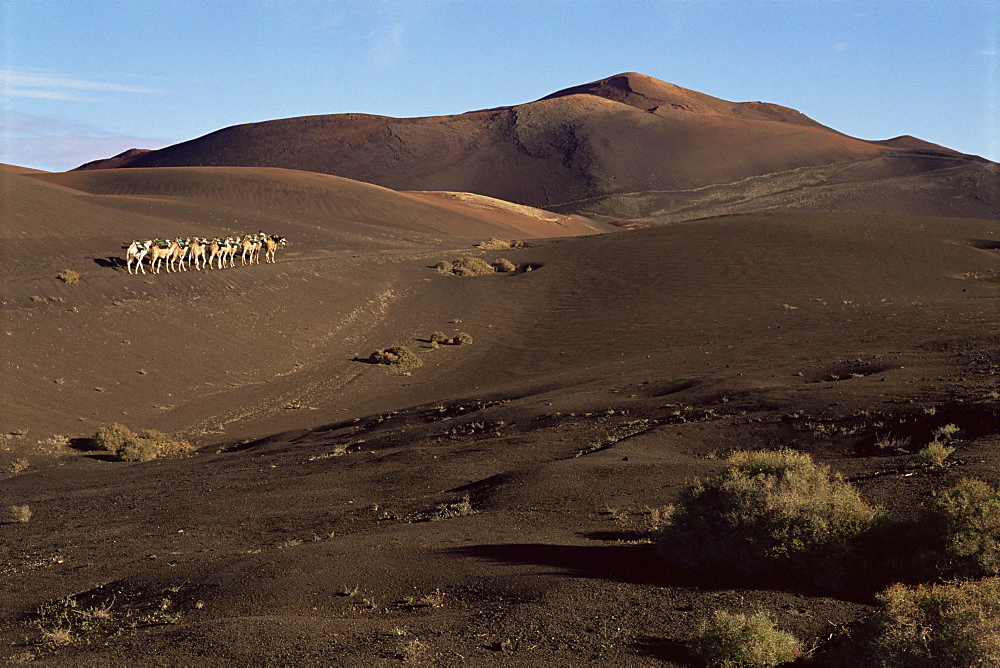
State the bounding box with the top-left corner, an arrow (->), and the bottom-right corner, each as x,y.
124,240 -> 151,275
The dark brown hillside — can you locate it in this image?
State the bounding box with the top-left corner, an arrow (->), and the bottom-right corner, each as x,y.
75,72 -> 994,221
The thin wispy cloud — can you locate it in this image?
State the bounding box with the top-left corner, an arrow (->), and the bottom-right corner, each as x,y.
368,1 -> 408,71
369,21 -> 405,70
0,69 -> 163,102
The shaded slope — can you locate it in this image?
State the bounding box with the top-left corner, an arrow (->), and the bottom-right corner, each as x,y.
556,156 -> 1000,222
75,73 -> 993,220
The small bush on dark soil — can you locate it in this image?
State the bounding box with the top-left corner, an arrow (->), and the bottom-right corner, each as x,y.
450,256 -> 496,276
492,258 -> 517,272
56,269 -> 80,285
924,478 -> 1000,579
425,496 -> 474,521
93,424 -> 191,462
369,346 -> 423,371
865,578 -> 1000,667
435,256 -> 517,276
427,331 -> 473,346
691,609 -> 802,667
655,448 -> 881,591
918,440 -> 955,467
476,237 -> 523,250
477,237 -> 511,250
3,504 -> 33,523
932,423 -> 963,443
93,423 -> 133,454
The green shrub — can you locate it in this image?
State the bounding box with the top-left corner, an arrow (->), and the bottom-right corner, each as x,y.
450,257 -> 495,277
926,479 -> 1000,578
138,429 -> 191,458
919,440 -> 955,467
932,423 -> 963,443
433,260 -> 451,272
867,578 -> 1000,667
116,437 -> 160,462
429,331 -> 450,344
691,610 -> 802,667
655,449 -> 881,590
9,458 -> 29,474
56,269 -> 80,285
452,332 -> 474,345
369,346 -> 423,371
94,423 -> 134,453
492,258 -> 517,272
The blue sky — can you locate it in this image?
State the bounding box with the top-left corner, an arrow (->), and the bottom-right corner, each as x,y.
2,0 -> 997,172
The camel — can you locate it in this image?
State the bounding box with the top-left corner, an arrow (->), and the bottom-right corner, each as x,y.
206,237 -> 237,269
167,238 -> 189,272
206,238 -> 225,270
121,233 -> 281,275
239,235 -> 261,266
124,240 -> 151,275
187,238 -> 207,270
222,237 -> 239,268
263,235 -> 287,263
147,239 -> 176,274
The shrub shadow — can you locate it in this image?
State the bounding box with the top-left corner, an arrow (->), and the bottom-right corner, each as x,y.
448,542 -> 700,587
632,636 -> 693,664
451,538 -> 883,600
68,436 -> 100,452
68,437 -> 118,461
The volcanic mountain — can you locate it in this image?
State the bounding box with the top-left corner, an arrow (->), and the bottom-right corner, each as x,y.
77,72 -> 998,221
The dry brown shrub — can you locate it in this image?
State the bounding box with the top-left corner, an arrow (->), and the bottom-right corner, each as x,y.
56,269 -> 80,285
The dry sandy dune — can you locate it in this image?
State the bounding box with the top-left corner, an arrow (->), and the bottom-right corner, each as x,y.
2,74 -> 1000,664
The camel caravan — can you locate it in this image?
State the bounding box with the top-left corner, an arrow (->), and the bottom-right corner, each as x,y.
122,233 -> 287,275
